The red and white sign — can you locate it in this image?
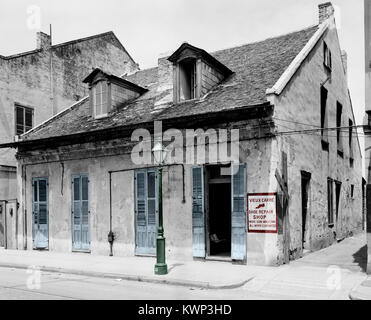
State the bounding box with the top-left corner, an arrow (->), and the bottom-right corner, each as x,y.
247,193 -> 277,233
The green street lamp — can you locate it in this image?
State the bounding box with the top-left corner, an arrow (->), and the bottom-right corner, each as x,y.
152,141 -> 169,275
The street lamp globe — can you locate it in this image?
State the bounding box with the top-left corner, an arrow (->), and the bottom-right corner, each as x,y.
152,141 -> 169,165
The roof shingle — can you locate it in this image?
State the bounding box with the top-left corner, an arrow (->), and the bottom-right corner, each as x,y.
22,25 -> 319,142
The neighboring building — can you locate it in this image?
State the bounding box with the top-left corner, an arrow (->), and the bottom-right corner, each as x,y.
0,3 -> 363,265
364,0 -> 371,274
0,30 -> 138,248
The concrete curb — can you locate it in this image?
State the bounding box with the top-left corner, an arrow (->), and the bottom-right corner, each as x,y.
0,262 -> 253,290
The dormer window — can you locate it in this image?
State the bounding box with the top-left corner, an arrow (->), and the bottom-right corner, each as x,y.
324,42 -> 332,71
179,59 -> 196,101
92,80 -> 108,118
168,43 -> 233,104
83,68 -> 148,119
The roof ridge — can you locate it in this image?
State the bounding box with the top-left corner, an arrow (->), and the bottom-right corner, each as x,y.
51,31 -> 114,49
211,24 -> 319,55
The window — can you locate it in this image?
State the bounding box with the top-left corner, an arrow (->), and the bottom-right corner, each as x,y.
15,104 -> 33,136
336,102 -> 343,156
351,184 -> 354,198
335,181 -> 342,222
327,178 -> 334,226
92,81 -> 108,118
324,42 -> 332,71
349,118 -> 354,166
178,59 -> 197,101
320,86 -> 329,149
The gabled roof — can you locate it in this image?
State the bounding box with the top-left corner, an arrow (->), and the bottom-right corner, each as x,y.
8,24 -> 319,145
168,42 -> 233,77
83,68 -> 148,94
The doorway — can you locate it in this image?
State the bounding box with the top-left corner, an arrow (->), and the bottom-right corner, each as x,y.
206,165 -> 231,258
301,171 -> 311,251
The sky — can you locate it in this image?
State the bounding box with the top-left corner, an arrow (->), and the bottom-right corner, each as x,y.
0,0 -> 365,132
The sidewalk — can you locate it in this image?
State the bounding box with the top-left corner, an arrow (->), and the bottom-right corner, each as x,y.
349,276 -> 371,300
0,233 -> 368,298
0,248 -> 260,289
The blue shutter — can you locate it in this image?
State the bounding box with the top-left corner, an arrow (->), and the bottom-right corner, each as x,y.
231,163 -> 247,261
135,169 -> 158,255
32,178 -> 49,249
72,174 -> 90,251
192,166 -> 205,258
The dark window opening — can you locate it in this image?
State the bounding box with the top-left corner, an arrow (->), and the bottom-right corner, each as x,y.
15,104 -> 33,136
351,184 -> 354,198
349,118 -> 354,165
324,42 -> 332,71
336,102 -> 343,156
301,171 -> 311,250
179,59 -> 196,101
321,86 -> 329,150
328,178 -> 334,226
335,181 -> 342,223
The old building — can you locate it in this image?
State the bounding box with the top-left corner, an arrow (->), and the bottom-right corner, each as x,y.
0,30 -> 138,248
0,2 -> 363,265
364,0 -> 371,274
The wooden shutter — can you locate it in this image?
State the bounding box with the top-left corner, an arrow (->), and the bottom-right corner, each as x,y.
231,163 -> 247,261
32,178 -> 48,249
192,166 -> 205,258
72,174 -> 90,251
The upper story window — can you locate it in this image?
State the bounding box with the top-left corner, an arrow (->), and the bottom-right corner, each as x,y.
83,68 -> 147,120
320,85 -> 329,150
92,81 -> 108,118
168,43 -> 233,104
179,59 -> 197,101
336,101 -> 343,156
15,104 -> 33,136
324,42 -> 332,71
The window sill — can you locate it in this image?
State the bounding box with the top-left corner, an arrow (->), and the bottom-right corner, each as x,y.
176,98 -> 199,104
321,139 -> 329,151
328,223 -> 334,228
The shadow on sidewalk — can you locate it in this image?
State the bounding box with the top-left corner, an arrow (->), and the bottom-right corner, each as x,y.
167,263 -> 184,274
353,245 -> 368,273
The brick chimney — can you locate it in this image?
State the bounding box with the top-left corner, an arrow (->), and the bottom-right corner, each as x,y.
318,2 -> 335,24
341,50 -> 347,80
36,31 -> 51,50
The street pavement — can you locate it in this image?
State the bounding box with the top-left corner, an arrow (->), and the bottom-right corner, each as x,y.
0,232 -> 368,300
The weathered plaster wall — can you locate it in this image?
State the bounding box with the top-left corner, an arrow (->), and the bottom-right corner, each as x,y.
270,23 -> 363,259
0,32 -> 138,200
17,118 -> 280,265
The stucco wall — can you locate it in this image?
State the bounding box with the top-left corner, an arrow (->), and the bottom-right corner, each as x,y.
269,24 -> 363,258
0,32 -> 138,200
16,117 -> 280,265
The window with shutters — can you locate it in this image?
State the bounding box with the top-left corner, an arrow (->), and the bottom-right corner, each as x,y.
135,169 -> 158,254
15,104 -> 33,136
324,42 -> 332,71
178,59 -> 197,101
320,86 -> 329,150
92,81 -> 108,118
328,178 -> 334,226
336,102 -> 343,157
349,118 -> 354,167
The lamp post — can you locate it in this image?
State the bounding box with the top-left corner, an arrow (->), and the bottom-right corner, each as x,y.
152,141 -> 169,275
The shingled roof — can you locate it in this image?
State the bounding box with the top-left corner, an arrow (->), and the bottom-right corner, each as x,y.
20,25 -> 319,143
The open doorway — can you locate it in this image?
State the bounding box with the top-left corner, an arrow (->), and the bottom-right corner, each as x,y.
206,165 -> 231,258
301,171 -> 311,252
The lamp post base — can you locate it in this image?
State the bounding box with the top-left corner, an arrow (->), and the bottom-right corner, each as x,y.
154,263 -> 168,275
